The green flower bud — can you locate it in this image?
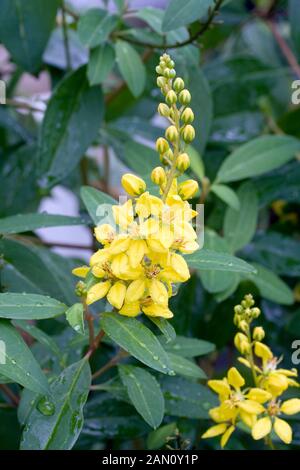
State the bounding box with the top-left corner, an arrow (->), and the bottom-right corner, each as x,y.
181,107 -> 194,124
158,103 -> 170,117
165,125 -> 178,142
160,148 -> 173,164
253,326 -> 265,341
251,307 -> 261,319
75,281 -> 87,297
163,68 -> 171,78
151,166 -> 166,185
156,65 -> 163,74
166,68 -> 176,79
179,89 -> 191,105
166,90 -> 177,105
173,77 -> 185,93
239,320 -> 248,333
156,137 -> 169,154
234,305 -> 243,315
176,153 -> 190,172
181,125 -> 195,143
178,179 -> 198,200
157,76 -> 166,88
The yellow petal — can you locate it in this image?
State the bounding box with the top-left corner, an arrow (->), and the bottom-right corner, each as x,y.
147,237 -> 168,253
252,417 -> 272,440
220,425 -> 235,448
72,266 -> 89,278
127,239 -> 146,268
142,303 -> 173,318
274,417 -> 292,444
265,372 -> 289,395
281,398 -> 300,415
254,342 -> 273,362
177,239 -> 199,254
90,249 -> 110,267
111,253 -> 129,278
94,224 -> 115,244
149,279 -> 168,306
92,264 -> 105,278
237,357 -> 251,368
121,173 -> 146,197
159,224 -> 174,249
86,281 -> 111,305
170,253 -> 190,281
107,281 -> 126,310
238,400 -> 265,415
119,302 -> 141,317
125,279 -> 146,303
246,388 -> 272,404
276,368 -> 298,377
227,367 -> 245,389
201,423 -> 228,439
109,236 -> 130,255
207,379 -> 230,397
239,410 -> 257,429
112,199 -> 133,228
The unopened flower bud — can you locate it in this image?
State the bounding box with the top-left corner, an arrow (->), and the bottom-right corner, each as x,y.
173,77 -> 184,92
157,76 -> 166,88
156,65 -> 163,74
151,166 -> 166,185
181,107 -> 194,124
158,103 -> 170,118
160,148 -> 173,164
234,305 -> 243,315
181,125 -> 195,143
75,281 -> 87,297
253,326 -> 265,341
176,153 -> 190,172
179,89 -> 191,105
233,313 -> 241,326
165,125 -> 178,142
234,332 -> 250,354
239,320 -> 248,333
178,179 -> 198,200
121,174 -> 146,197
251,307 -> 261,319
163,67 -> 171,78
166,90 -> 177,105
166,68 -> 176,79
156,137 -> 169,154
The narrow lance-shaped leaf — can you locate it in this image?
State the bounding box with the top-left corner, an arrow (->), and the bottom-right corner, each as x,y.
162,0 -> 215,32
0,293 -> 67,320
185,249 -> 256,274
0,213 -> 84,234
87,43 -> 115,86
80,186 -> 116,226
115,40 -> 146,98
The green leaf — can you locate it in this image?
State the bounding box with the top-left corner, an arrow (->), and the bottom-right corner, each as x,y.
13,320 -> 60,357
223,182 -> 258,252
0,0 -> 59,72
211,184 -> 240,210
0,293 -> 66,320
66,303 -> 85,335
147,422 -> 177,450
119,365 -> 164,429
0,213 -> 83,234
149,317 -> 176,344
185,249 -> 256,274
123,140 -> 157,176
100,312 -> 173,374
200,229 -> 237,293
37,66 -> 104,187
217,136 -> 300,183
187,145 -> 205,180
0,239 -> 77,305
80,185 -> 116,226
289,0 -> 300,59
78,9 -> 118,48
159,335 -> 215,357
115,40 -> 146,97
162,0 -> 214,32
0,320 -> 49,394
245,263 -> 294,306
20,359 -> 91,450
167,353 -> 206,379
161,376 -> 217,419
87,43 -> 115,86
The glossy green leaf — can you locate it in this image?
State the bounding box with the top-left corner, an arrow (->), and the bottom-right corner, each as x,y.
100,312 -> 173,374
187,145 -> 205,180
159,335 -> 215,357
78,9 -> 118,48
0,213 -> 83,234
185,249 -> 256,273
211,184 -> 240,210
223,182 -> 258,252
13,320 -> 61,357
87,43 -> 115,85
161,376 -> 217,419
80,186 -> 115,226
0,0 -> 59,72
167,353 -> 206,379
245,263 -> 294,306
0,293 -> 66,320
66,303 -> 85,335
147,422 -> 177,450
0,320 -> 49,394
115,40 -> 146,97
123,140 -> 157,176
149,317 -> 176,344
217,135 -> 300,183
119,365 -> 164,429
20,359 -> 91,450
162,0 -> 214,32
37,66 -> 104,187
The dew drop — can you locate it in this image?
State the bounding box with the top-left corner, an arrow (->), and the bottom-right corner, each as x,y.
11,359 -> 16,365
36,396 -> 56,416
153,355 -> 159,360
168,370 -> 176,376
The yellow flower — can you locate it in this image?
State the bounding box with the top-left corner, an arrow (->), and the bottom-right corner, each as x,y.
86,281 -> 111,305
121,173 -> 146,196
72,266 -> 89,278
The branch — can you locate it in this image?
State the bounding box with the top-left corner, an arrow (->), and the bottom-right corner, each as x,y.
92,349 -> 128,380
0,384 -> 20,407
84,329 -> 105,359
114,0 -> 225,50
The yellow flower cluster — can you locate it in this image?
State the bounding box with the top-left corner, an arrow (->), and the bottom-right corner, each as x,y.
202,294 -> 300,448
72,54 -> 200,319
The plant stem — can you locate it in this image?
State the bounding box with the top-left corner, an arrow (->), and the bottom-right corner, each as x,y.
162,103 -> 180,202
0,384 -> 20,407
246,327 -> 258,387
92,349 -> 128,380
84,329 -> 105,359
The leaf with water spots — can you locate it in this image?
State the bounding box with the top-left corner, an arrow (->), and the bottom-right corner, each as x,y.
100,312 -> 173,374
20,359 -> 91,450
0,320 -> 49,394
185,249 -> 256,274
0,293 -> 67,320
0,213 -> 84,234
